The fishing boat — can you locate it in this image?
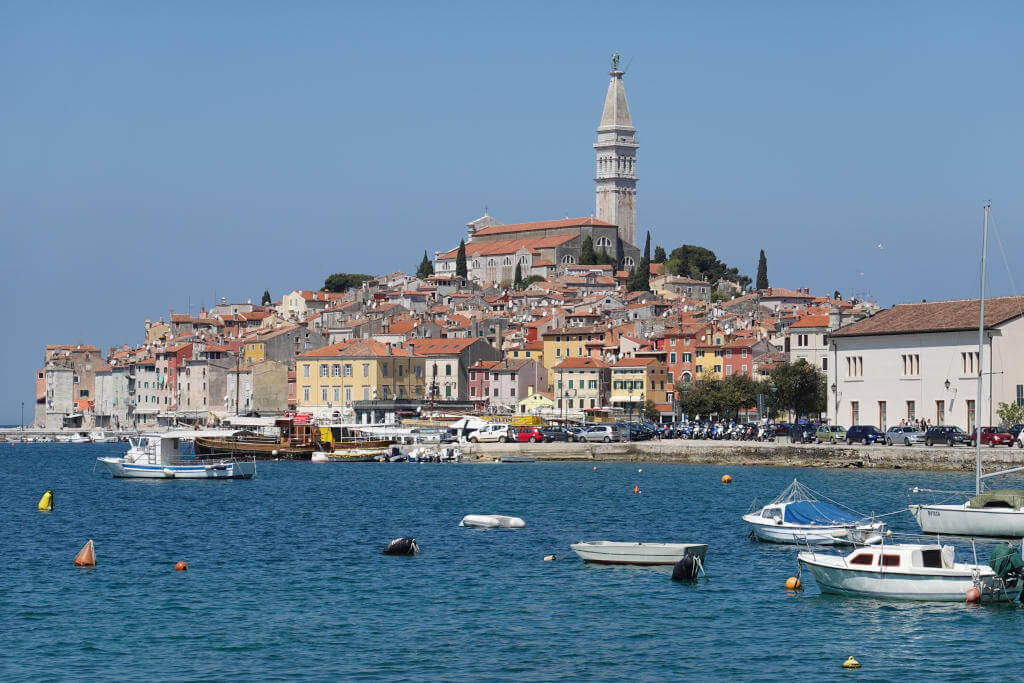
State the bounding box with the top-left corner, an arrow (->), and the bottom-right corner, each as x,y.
310,447 -> 386,462
798,542 -> 1022,602
743,479 -> 885,545
909,203 -> 1024,537
194,417 -> 322,460
96,433 -> 256,479
570,541 -> 708,565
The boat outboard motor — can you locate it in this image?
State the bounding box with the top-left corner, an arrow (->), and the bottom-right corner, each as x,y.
382,537 -> 420,555
671,552 -> 699,581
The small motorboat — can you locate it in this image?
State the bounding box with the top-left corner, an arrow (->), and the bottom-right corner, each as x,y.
311,448 -> 386,462
460,514 -> 526,529
570,541 -> 708,565
96,433 -> 256,479
743,479 -> 885,545
499,455 -> 536,463
798,542 -> 1023,602
89,429 -> 117,443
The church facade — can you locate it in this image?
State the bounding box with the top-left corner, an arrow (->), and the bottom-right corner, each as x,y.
434,60 -> 642,285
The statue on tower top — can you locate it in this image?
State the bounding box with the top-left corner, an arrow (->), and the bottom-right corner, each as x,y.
611,52 -> 620,70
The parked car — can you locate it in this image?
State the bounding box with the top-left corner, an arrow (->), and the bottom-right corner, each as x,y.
885,425 -> 926,446
582,425 -> 620,442
788,423 -> 817,443
846,425 -> 884,445
815,424 -> 847,444
924,425 -> 971,447
515,427 -> 546,443
468,423 -> 513,443
1008,424 -> 1024,443
773,423 -> 792,437
539,426 -> 571,442
971,426 -> 1015,447
565,426 -> 586,442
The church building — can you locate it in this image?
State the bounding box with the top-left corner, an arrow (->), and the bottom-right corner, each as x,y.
434,58 -> 642,285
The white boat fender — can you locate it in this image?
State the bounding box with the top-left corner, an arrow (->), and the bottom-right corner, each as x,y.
382,537 -> 419,555
162,468 -> 176,478
671,552 -> 700,582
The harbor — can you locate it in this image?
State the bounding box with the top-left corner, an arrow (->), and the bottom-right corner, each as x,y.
5,445 -> 1024,679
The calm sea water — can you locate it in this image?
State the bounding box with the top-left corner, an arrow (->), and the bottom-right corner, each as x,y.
2,443 -> 1022,681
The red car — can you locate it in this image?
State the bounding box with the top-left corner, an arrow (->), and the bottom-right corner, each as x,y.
972,426 -> 1014,447
515,427 -> 546,443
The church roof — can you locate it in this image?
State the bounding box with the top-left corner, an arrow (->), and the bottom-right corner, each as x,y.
437,234 -> 578,259
471,217 -> 615,238
599,70 -> 634,131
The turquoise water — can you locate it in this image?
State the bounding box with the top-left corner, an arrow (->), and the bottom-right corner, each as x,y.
2,444 -> 1022,680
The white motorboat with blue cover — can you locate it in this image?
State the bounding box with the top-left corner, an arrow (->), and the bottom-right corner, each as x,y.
96,433 -> 256,479
743,479 -> 885,545
798,541 -> 1023,602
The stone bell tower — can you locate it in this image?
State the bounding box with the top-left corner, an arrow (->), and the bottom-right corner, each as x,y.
594,54 -> 638,247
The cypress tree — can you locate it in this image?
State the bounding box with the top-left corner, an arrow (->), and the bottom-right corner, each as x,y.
455,239 -> 468,278
513,263 -> 523,290
643,231 -> 651,262
653,245 -> 666,263
579,236 -> 597,265
755,250 -> 769,290
629,231 -> 651,291
416,251 -> 434,279
261,289 -> 271,305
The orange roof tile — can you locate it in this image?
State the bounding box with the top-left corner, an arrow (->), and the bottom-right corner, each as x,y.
472,217 -> 615,237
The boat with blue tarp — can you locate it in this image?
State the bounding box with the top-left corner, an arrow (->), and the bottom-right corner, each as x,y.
743,479 -> 885,545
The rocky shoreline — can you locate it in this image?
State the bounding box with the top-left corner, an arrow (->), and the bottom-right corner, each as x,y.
461,440 -> 1024,471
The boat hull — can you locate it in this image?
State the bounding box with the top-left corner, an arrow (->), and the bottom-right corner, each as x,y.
97,457 -> 255,479
311,449 -> 385,462
194,436 -> 315,460
798,554 -> 1021,601
910,503 -> 1024,537
571,542 -> 708,565
742,515 -> 880,545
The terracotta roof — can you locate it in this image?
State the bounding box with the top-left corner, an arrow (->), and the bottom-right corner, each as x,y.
832,296 -> 1024,338
438,234 -> 577,259
760,287 -> 814,299
404,337 -> 483,355
387,321 -> 418,335
297,339 -> 414,358
542,325 -> 606,337
471,217 -> 615,237
554,357 -> 607,369
789,315 -> 830,329
612,357 -> 660,368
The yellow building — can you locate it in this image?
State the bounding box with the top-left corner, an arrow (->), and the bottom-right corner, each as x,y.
541,326 -> 604,386
610,357 -> 669,415
518,391 -> 556,415
296,339 -> 424,416
242,339 -> 266,365
508,340 -> 544,366
694,344 -> 724,380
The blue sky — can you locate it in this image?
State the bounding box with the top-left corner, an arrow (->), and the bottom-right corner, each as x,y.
2,1 -> 1022,423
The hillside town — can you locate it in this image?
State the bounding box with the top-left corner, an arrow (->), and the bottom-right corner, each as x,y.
28,58 -> 1024,437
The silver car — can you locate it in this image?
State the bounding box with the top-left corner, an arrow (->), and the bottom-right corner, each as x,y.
885,425 -> 926,446
582,425 -> 620,443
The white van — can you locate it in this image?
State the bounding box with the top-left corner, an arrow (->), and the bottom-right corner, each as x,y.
468,423 -> 513,443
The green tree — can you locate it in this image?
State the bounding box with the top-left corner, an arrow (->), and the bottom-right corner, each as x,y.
455,239 -> 468,278
416,251 -> 434,279
833,290 -> 842,301
755,249 -> 769,290
627,231 -> 651,291
681,373 -> 723,418
719,374 -> 763,419
643,231 -> 651,262
521,275 -> 545,288
653,245 -> 667,263
665,244 -> 751,288
579,236 -> 597,265
261,289 -> 271,306
512,262 -> 523,290
996,402 -> 1024,428
769,360 -> 827,420
322,273 -> 373,293
597,247 -> 617,266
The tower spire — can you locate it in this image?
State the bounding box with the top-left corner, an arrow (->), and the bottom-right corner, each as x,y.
594,56 -> 638,246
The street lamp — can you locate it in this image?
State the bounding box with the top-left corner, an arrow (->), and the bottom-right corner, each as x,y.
944,379 -> 951,390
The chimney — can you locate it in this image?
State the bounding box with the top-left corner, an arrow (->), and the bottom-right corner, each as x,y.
829,306 -> 841,331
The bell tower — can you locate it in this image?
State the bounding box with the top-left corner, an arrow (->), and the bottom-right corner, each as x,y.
594,54 -> 638,246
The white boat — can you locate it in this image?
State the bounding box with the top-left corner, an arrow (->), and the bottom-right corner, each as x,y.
499,455 -> 536,463
798,542 -> 1022,602
909,203 -> 1024,537
570,541 -> 708,565
96,433 -> 256,479
460,514 -> 526,529
89,429 -> 117,443
70,432 -> 91,444
743,479 -> 885,545
311,448 -> 386,462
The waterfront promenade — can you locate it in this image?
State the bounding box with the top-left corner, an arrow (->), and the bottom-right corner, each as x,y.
462,440 -> 1024,471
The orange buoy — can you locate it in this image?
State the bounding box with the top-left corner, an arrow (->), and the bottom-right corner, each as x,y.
74,539 -> 96,567
965,587 -> 981,603
722,475 -> 733,484
174,561 -> 188,571
785,576 -> 802,590
633,484 -> 640,494
593,466 -> 597,471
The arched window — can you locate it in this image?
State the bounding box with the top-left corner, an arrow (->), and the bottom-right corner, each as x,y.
487,259 -> 496,267
561,255 -> 576,264
624,256 -> 635,268
595,236 -> 612,248
519,256 -> 528,265
682,372 -> 692,384
503,256 -> 512,266
472,260 -> 479,269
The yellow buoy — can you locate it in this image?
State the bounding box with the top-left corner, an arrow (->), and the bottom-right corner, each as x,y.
638,468 -> 643,473
785,576 -> 802,591
842,656 -> 860,669
38,490 -> 53,512
721,475 -> 733,484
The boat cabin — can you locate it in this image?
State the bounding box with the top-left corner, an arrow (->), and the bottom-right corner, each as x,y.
843,544 -> 955,570
125,434 -> 190,466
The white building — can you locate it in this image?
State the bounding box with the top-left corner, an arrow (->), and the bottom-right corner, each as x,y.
829,297 -> 1024,431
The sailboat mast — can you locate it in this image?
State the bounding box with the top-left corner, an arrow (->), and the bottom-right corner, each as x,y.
976,201 -> 990,496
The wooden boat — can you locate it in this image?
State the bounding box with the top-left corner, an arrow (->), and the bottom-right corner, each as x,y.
194,419 -> 321,459
570,541 -> 707,565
